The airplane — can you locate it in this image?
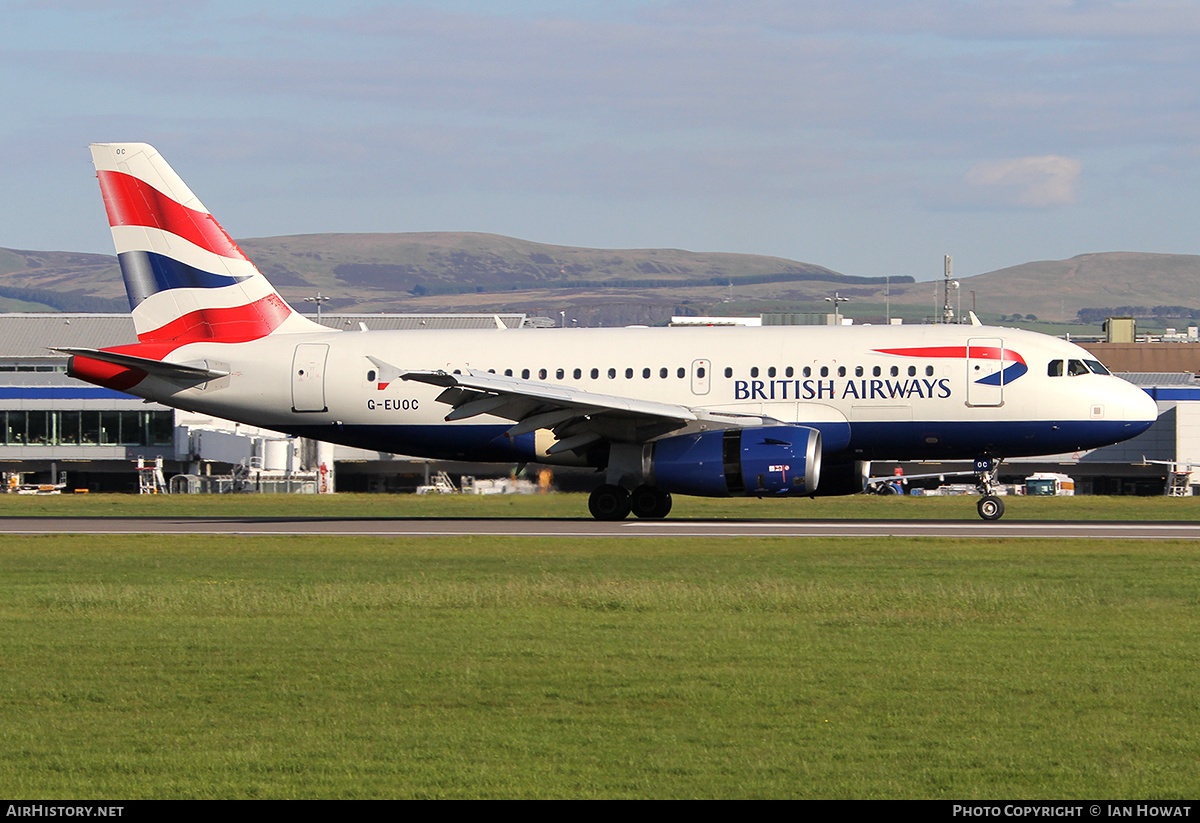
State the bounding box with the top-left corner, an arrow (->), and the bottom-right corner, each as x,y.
61,143 -> 1159,521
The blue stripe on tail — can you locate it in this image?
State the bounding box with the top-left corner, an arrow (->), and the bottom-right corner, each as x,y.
117,250 -> 252,308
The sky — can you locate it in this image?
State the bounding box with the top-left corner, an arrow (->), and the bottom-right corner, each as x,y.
3,0 -> 1200,281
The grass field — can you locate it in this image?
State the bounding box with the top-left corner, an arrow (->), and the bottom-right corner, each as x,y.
0,490 -> 1197,520
1,498 -> 1198,798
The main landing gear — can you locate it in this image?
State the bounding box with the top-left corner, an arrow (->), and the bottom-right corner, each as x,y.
588,484 -> 672,521
589,462 -> 1007,521
973,457 -> 1005,521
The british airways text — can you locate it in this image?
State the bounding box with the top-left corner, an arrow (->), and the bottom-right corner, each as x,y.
733,378 -> 952,401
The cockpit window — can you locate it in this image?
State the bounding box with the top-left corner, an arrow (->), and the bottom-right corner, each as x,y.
1084,359 -> 1111,375
1048,360 -> 1063,377
1067,359 -> 1089,376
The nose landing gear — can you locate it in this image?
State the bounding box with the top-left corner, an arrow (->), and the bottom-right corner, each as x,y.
977,494 -> 1005,521
973,457 -> 1005,521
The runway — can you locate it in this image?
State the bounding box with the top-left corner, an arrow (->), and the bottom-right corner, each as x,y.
2,516 -> 1199,539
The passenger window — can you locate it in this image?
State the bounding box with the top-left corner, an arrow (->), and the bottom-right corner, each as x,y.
751,367 -> 759,378
625,368 -> 633,379
724,367 -> 732,378
505,369 -> 513,377
855,366 -> 863,377
538,368 -> 547,379
890,366 -> 899,377
1048,360 -> 1063,377
521,369 -> 530,379
642,367 -> 651,379
820,366 -> 828,377
590,368 -> 599,379
697,366 -> 706,378
803,367 -> 811,377
908,366 -> 916,376
873,366 -> 881,377
367,370 -> 376,382
556,368 -> 564,379
678,367 -> 686,378
660,367 -> 668,378
837,366 -> 846,377
768,366 -> 776,378
785,366 -> 794,378
926,366 -> 934,376
573,368 -> 581,379
608,368 -> 616,379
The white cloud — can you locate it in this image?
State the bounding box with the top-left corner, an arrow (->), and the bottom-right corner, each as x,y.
964,155 -> 1082,208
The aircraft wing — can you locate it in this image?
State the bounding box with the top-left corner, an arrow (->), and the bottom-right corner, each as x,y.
396,364 -> 764,455
868,469 -> 973,485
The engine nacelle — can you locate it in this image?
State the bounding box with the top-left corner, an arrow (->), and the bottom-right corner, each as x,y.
811,460 -> 871,497
649,425 -> 821,497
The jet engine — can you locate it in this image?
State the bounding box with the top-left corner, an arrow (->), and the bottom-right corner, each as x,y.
810,459 -> 871,496
648,425 -> 821,497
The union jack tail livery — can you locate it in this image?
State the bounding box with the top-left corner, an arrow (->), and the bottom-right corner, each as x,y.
90,143 -> 322,344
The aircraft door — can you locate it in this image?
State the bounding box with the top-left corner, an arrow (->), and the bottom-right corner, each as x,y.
292,343 -> 329,412
966,337 -> 1004,407
691,359 -> 711,396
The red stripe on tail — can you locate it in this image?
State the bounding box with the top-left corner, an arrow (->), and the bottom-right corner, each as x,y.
138,293 -> 294,344
96,170 -> 246,260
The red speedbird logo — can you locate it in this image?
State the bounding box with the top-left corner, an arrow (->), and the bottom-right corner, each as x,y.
871,346 -> 1028,386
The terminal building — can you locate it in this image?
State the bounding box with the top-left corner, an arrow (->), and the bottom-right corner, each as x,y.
0,313 -> 536,493
2,313 -> 1198,495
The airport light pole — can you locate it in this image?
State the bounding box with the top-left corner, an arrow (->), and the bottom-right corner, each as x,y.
943,256 -> 959,324
305,292 -> 330,324
825,292 -> 849,325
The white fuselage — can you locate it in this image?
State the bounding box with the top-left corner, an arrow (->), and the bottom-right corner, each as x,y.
119,323 -> 1158,467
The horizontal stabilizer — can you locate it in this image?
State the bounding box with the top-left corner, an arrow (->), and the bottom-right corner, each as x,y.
52,347 -> 229,382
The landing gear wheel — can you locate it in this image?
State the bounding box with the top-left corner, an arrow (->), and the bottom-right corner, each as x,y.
630,485 -> 673,519
977,495 -> 1005,521
589,484 -> 631,521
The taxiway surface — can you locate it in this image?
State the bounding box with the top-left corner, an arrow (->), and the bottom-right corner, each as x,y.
1,517 -> 1197,539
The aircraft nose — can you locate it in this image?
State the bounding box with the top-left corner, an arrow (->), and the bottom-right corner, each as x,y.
1123,382 -> 1159,432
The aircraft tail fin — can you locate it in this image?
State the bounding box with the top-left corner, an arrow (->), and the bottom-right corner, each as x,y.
89,143 -> 324,344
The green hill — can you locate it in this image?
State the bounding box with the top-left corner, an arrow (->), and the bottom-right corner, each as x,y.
2,235 -> 1198,326
0,233 -> 898,322
0,248 -> 127,312
909,252 -> 1200,323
